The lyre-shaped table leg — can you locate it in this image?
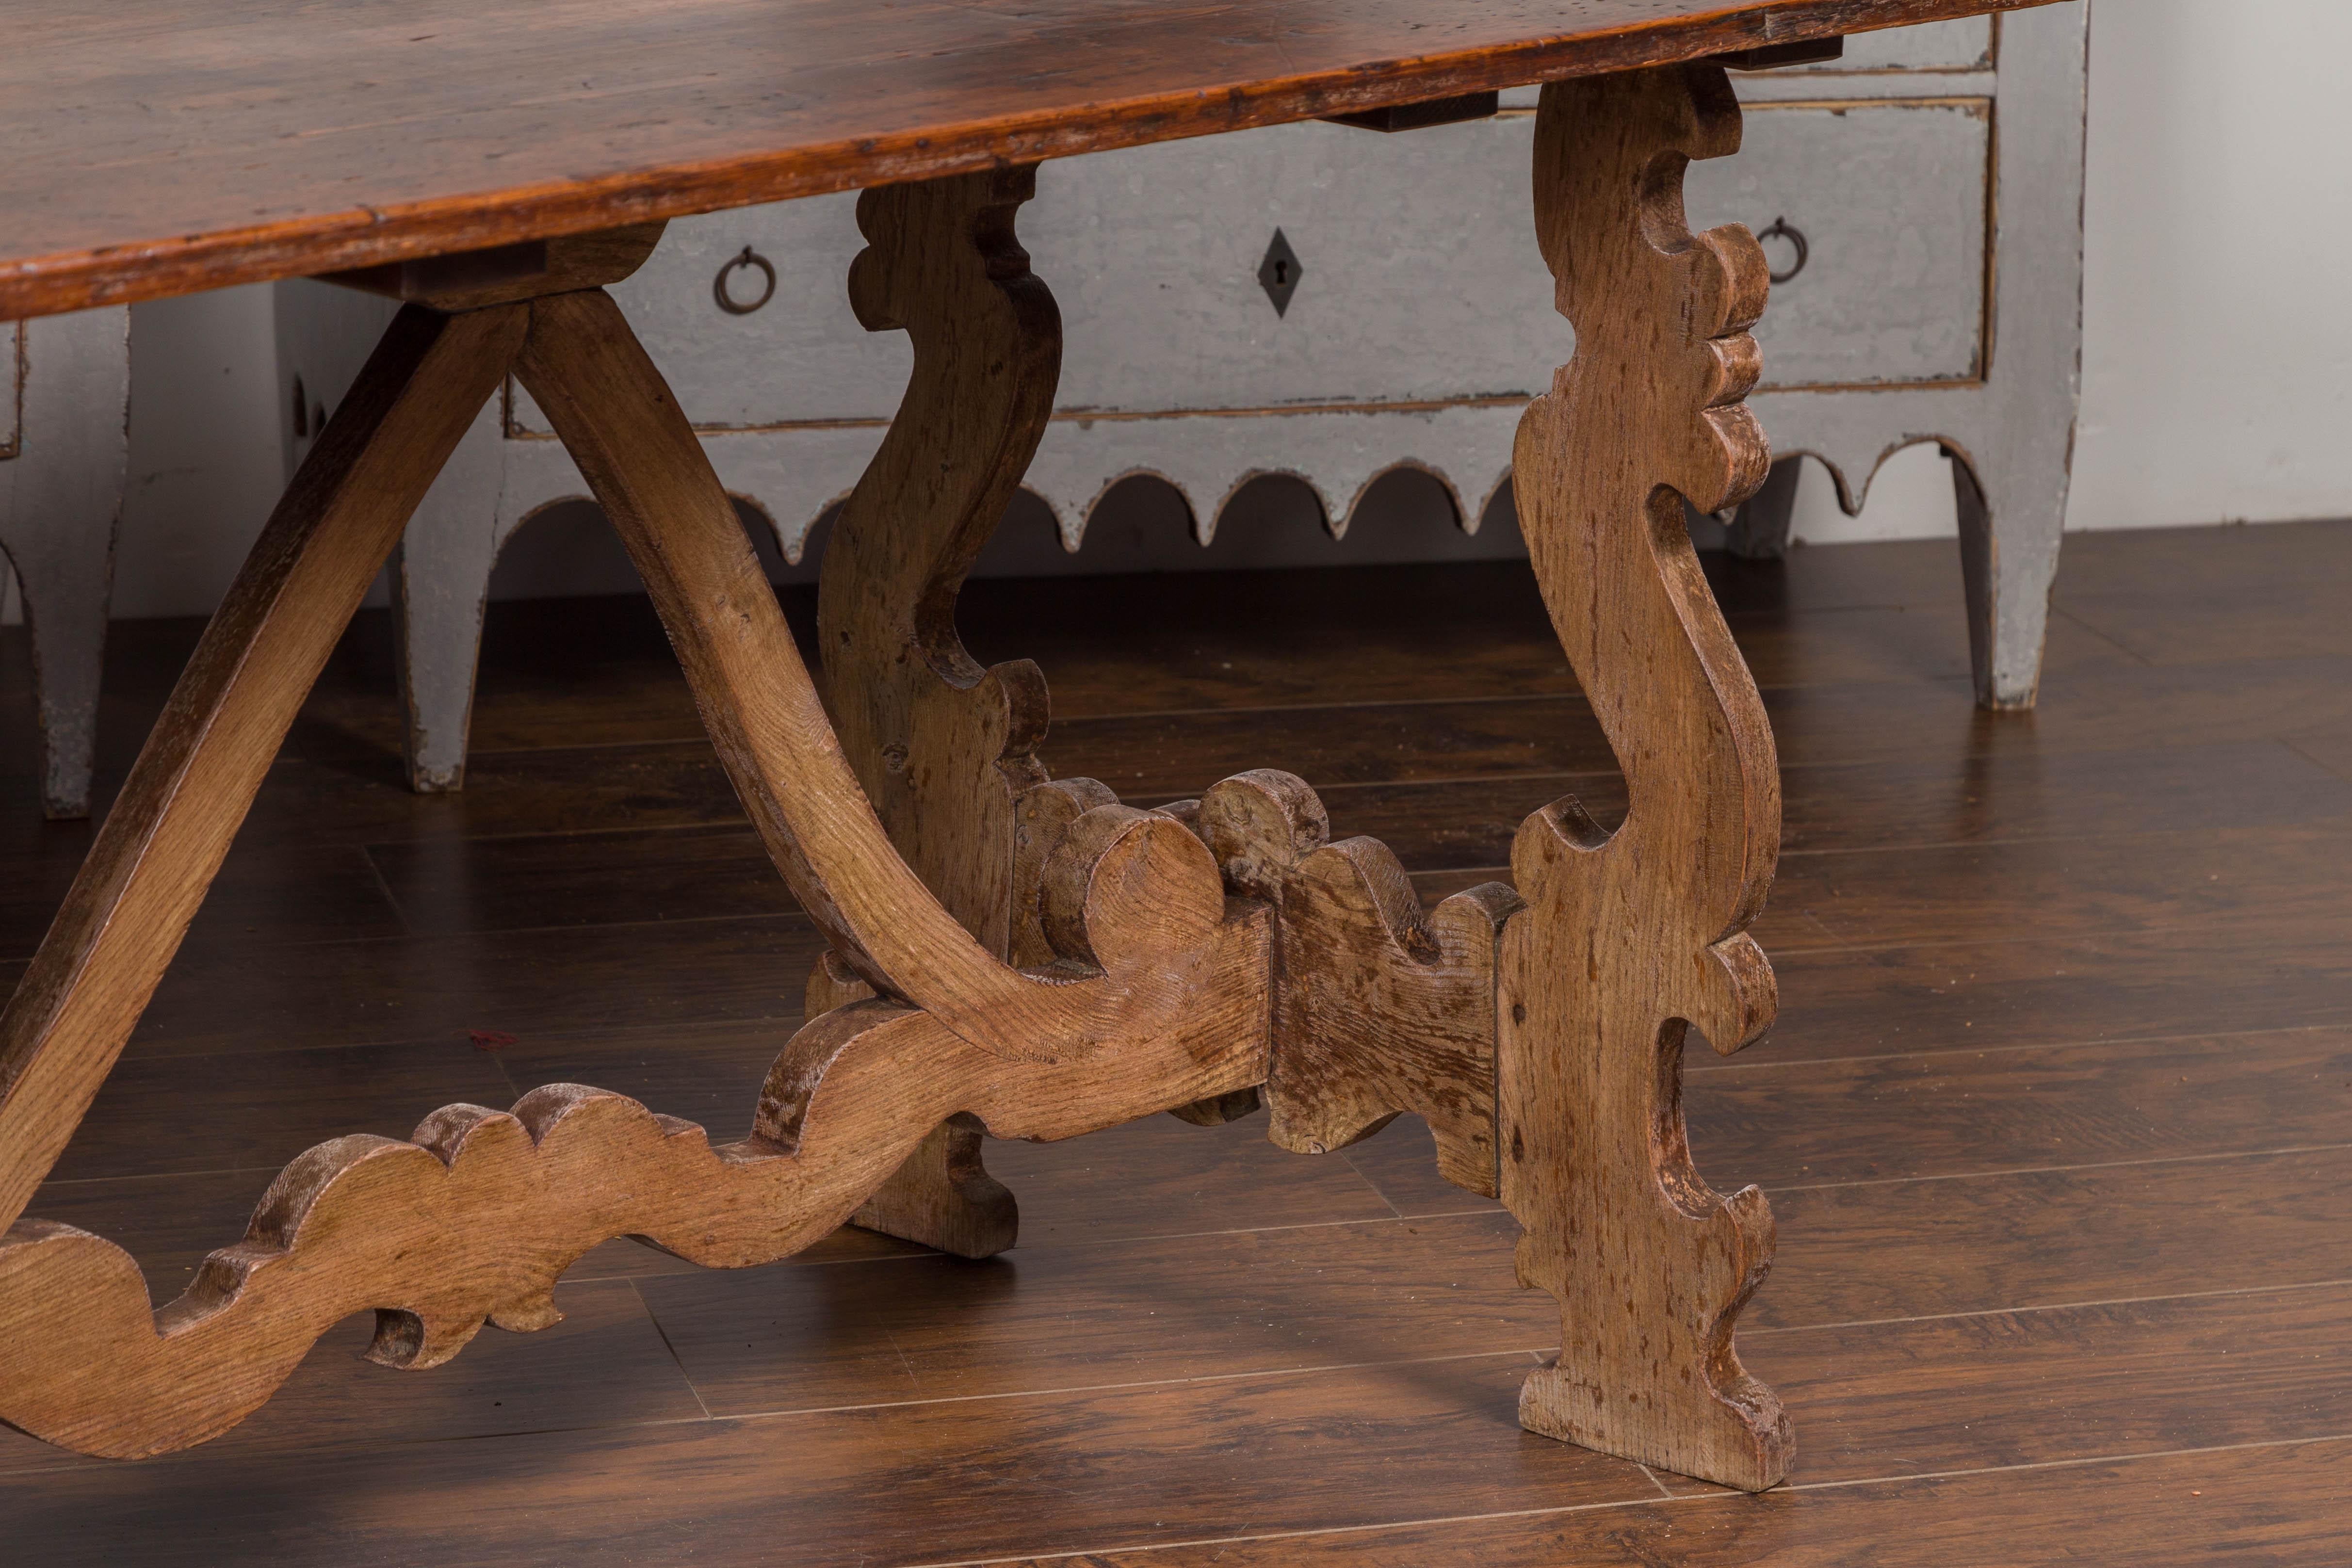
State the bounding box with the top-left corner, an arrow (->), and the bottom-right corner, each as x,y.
0,261 -> 1271,1459
1500,63 -> 1793,1492
807,167 -> 1064,1259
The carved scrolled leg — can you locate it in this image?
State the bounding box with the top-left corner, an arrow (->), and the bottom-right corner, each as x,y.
1500,65 -> 1792,1492
800,168 -> 1062,1257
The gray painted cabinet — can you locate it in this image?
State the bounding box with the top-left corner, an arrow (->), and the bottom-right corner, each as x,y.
274,6 -> 2087,789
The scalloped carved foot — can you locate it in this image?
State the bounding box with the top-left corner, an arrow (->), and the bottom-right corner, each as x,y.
1499,64 -> 1793,1492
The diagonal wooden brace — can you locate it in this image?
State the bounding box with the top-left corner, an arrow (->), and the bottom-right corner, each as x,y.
0,231 -> 1273,1461
0,302 -> 526,1235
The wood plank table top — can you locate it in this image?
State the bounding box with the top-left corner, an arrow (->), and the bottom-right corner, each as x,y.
0,0 -> 2048,323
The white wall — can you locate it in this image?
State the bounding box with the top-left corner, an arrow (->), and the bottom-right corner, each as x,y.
2069,0 -> 2352,532
94,0 -> 2352,617
1786,0 -> 2352,547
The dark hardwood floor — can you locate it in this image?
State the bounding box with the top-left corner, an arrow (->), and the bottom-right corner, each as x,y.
3,520 -> 2350,1565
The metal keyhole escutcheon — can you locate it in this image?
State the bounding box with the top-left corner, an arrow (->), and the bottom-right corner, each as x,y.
714,246 -> 778,314
1757,217 -> 1809,286
1258,229 -> 1304,317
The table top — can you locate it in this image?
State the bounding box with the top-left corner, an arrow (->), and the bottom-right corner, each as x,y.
0,0 -> 2046,322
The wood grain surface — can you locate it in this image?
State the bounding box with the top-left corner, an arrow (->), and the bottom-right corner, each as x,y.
807,167 -> 1061,1256
0,273 -> 1288,1459
0,0 -> 2054,320
1498,62 -> 1786,1490
0,304 -> 523,1237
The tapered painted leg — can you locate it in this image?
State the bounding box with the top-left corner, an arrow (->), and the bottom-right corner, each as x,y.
1724,453 -> 1801,561
390,402 -> 505,791
13,523 -> 115,820
0,308 -> 129,819
1952,447 -> 2066,710
1499,64 -> 1792,1494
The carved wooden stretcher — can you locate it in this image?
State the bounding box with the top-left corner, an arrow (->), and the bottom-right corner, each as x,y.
0,0 -> 2051,1495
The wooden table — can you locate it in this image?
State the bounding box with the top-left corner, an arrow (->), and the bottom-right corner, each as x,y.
0,0 -> 2053,1496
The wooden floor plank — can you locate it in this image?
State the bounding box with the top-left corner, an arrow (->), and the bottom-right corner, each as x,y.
0,1277 -> 707,1481
6,522 -> 2350,1562
1764,916 -> 2352,1064
1683,1027 -> 2352,1186
109,913 -> 825,1061
1314,741 -> 2352,873
634,1209 -> 1538,1420
45,1035 -> 516,1183
2055,520 -> 2352,666
0,1357 -> 1653,1568
212,739 -> 2350,954
1034,654 -> 2352,805
0,839 -> 405,962
1754,1145 -> 2352,1331
1007,1438 -> 2352,1567
1323,1134 -> 2352,1333
1769,822 -> 2352,950
1725,1283 -> 2352,1490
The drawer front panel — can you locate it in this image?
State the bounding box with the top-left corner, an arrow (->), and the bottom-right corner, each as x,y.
1689,97 -> 1989,388
512,97 -> 1987,434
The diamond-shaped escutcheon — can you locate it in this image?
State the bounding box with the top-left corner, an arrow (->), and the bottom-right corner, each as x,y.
1257,228 -> 1303,318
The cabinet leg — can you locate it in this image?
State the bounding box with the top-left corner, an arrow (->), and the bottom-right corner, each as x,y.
1724,453 -> 1801,561
1,307 -> 129,820
1952,449 -> 2064,711
1500,64 -> 1791,1493
12,524 -> 115,822
390,404 -> 504,792
806,168 -> 1063,1258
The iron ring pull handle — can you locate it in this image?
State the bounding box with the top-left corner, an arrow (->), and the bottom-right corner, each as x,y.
1756,216 -> 1809,286
714,245 -> 778,314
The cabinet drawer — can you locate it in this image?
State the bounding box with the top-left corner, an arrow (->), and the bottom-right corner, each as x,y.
1690,97 -> 1990,388
511,95 -> 1987,434
510,116 -> 1556,434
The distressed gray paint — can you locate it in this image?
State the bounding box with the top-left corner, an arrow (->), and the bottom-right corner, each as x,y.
1802,14 -> 1991,70
0,308 -> 127,817
275,6 -> 2087,789
2,324 -> 20,455
1736,2 -> 2091,707
1690,98 -> 1991,387
506,99 -> 1986,429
